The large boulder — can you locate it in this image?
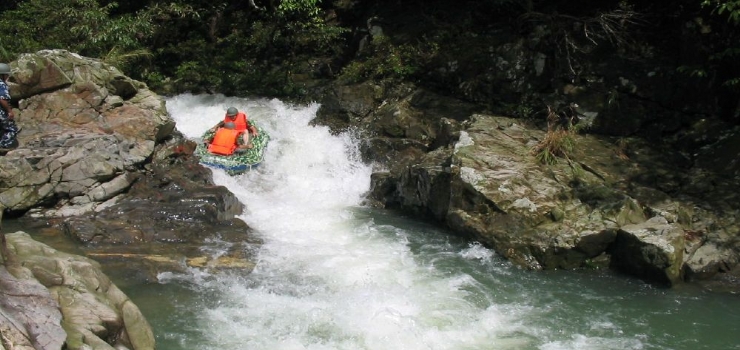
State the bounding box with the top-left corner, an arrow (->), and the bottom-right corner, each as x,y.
0,50 -> 257,279
2,232 -> 155,350
0,50 -> 260,348
1,50 -> 174,212
369,111 -> 740,287
0,263 -> 65,350
610,217 -> 685,286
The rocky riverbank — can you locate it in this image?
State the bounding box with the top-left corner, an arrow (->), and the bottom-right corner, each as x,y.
1,231 -> 154,350
1,47 -> 738,349
315,81 -> 740,289
0,50 -> 259,349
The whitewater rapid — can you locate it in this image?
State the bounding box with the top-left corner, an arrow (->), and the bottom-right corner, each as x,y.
159,94 -> 739,350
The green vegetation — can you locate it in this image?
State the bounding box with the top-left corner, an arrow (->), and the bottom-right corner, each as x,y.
703,0 -> 740,24
675,0 -> 740,90
338,35 -> 439,83
0,0 -> 197,87
705,0 -> 740,88
0,0 -> 345,96
0,0 -> 160,61
531,106 -> 581,165
0,0 -> 737,111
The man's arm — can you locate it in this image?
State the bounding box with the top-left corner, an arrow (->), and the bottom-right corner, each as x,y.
208,121 -> 225,132
235,132 -> 252,151
0,99 -> 13,119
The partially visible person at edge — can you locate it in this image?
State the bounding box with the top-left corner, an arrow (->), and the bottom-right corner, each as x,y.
209,106 -> 258,148
0,63 -> 18,150
206,122 -> 252,156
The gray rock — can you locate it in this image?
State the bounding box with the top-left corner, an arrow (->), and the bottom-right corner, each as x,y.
364,102 -> 740,286
610,217 -> 685,286
4,231 -> 154,350
1,50 -> 174,212
0,50 -> 261,349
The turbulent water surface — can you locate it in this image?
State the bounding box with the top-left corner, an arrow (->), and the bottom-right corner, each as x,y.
116,94 -> 740,350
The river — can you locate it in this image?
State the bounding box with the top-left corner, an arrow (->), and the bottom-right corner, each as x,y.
115,94 -> 739,350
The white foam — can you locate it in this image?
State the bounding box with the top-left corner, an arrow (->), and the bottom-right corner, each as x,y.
163,94 -> 644,350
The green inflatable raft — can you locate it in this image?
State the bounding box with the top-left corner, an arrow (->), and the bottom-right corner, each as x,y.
195,125 -> 270,175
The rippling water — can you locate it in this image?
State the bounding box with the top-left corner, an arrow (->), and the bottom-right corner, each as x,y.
115,94 -> 740,350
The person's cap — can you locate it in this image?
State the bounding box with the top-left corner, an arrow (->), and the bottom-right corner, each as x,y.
0,63 -> 11,76
226,107 -> 238,116
224,122 -> 236,129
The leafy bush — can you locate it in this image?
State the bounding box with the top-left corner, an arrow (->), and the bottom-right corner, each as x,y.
0,0 -> 200,78
700,0 -> 740,90
703,0 -> 740,24
531,105 -> 582,165
0,0 -> 145,56
534,128 -> 576,165
339,35 -> 439,83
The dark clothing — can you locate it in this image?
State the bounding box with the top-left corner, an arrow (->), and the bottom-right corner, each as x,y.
0,79 -> 17,148
0,79 -> 9,103
0,117 -> 17,148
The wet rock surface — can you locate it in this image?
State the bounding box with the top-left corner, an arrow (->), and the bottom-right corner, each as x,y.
1,50 -> 260,348
322,83 -> 740,289
2,232 -> 155,350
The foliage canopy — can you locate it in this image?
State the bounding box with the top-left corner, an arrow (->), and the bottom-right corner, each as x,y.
0,0 -> 346,96
0,0 -> 738,111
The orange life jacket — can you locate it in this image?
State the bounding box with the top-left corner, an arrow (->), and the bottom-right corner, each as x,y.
208,128 -> 242,155
223,112 -> 248,131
